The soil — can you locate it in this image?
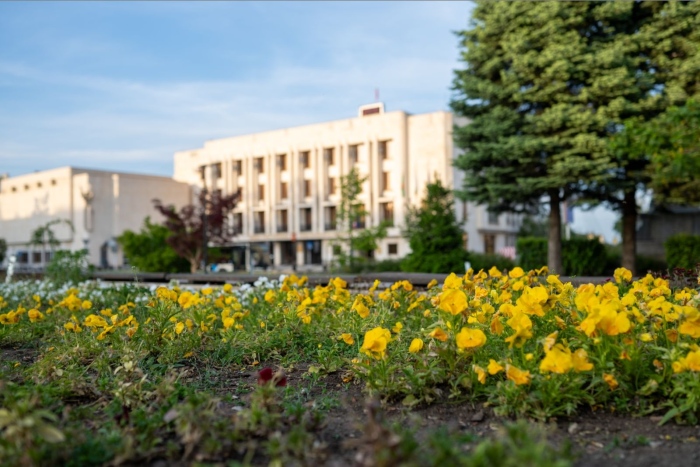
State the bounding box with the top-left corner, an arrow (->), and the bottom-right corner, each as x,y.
187,363 -> 700,466
3,347 -> 700,466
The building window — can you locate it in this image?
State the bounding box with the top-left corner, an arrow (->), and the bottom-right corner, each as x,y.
488,211 -> 499,225
32,251 -> 42,263
300,151 -> 311,169
304,179 -> 312,198
11,186 -> 16,192
300,207 -> 312,231
254,212 -> 265,234
381,171 -> 391,193
258,184 -> 265,202
324,148 -> 335,166
16,251 -> 28,264
277,209 -> 288,233
24,184 -> 30,191
37,182 -> 42,188
380,202 -> 394,227
280,182 -> 288,200
233,160 -> 242,175
277,154 -> 287,171
349,144 -> 359,166
461,202 -> 468,223
325,206 -> 337,230
378,140 -> 389,161
211,162 -> 222,179
483,234 -> 496,254
388,243 -> 398,255
255,157 -> 265,174
233,212 -> 243,235
327,177 -> 337,197
51,179 -> 56,186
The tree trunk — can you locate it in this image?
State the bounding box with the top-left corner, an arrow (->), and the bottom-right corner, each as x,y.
621,189 -> 637,275
548,190 -> 563,274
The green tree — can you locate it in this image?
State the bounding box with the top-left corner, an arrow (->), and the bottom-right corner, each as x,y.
401,179 -> 468,273
29,219 -> 74,265
451,1 -> 662,273
117,217 -> 190,273
334,167 -> 387,271
579,1 -> 699,274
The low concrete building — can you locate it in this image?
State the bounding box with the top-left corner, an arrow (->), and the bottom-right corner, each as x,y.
0,167 -> 190,269
637,205 -> 700,261
173,104 -> 520,271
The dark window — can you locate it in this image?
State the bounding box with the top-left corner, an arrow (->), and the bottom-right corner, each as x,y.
304,179 -> 312,198
300,151 -> 311,169
233,160 -> 243,175
277,210 -> 288,232
278,154 -> 287,171
254,212 -> 265,234
488,211 -> 499,225
349,145 -> 359,166
280,182 -> 288,200
300,208 -> 313,231
324,148 -> 335,166
32,251 -> 42,263
380,202 -> 394,227
388,243 -> 398,255
325,206 -> 337,231
483,234 -> 496,254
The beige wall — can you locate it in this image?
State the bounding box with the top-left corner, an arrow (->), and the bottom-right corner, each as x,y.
0,167 -> 190,268
173,105 -> 520,270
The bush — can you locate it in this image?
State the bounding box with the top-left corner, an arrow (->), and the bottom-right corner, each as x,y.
665,233 -> 700,270
517,237 -> 607,276
516,238 -> 548,272
467,252 -> 515,272
45,250 -> 93,286
561,238 -> 607,276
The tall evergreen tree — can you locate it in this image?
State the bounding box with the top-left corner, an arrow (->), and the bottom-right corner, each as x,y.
451,1 -> 661,273
401,178 -> 468,274
589,1 -> 700,273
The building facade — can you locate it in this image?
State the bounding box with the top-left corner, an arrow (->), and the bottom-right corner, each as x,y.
0,167 -> 190,269
173,104 -> 520,271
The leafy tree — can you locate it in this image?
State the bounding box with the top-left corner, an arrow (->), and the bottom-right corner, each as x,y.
29,219 -> 74,264
0,238 -> 6,264
117,217 -> 190,273
450,1 -> 664,273
334,167 -> 387,271
401,178 -> 468,273
153,189 -> 241,273
580,1 -> 700,274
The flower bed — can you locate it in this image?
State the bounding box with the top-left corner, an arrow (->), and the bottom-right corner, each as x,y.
1,267 -> 699,465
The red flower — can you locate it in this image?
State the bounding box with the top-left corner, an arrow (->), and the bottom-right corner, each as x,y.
257,367 -> 287,387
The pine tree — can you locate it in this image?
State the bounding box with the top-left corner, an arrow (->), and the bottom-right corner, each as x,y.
450,1 -> 661,273
401,179 -> 468,274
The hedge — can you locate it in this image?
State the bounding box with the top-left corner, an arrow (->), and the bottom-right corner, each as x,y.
516,237 -> 606,276
665,233 -> 700,270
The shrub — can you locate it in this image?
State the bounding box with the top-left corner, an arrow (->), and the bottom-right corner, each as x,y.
44,250 -> 93,286
665,233 -> 700,270
561,238 -> 606,276
517,237 -> 607,276
515,238 -> 547,272
467,252 -> 515,273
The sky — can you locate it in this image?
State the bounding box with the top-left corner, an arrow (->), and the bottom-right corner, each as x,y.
0,1 -> 617,242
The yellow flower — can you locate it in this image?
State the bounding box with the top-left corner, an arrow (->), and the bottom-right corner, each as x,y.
539,344 -> 573,374
360,327 -> 392,359
428,327 -> 448,342
439,288 -> 468,315
408,338 -> 424,353
426,279 -> 438,289
455,327 -> 487,350
332,277 -> 347,289
473,365 -> 487,384
490,315 -> 504,335
443,272 -> 463,289
639,333 -> 653,342
28,309 -> 44,323
264,289 -> 276,303
488,266 -> 502,278
506,364 -> 531,385
340,333 -> 354,345
614,267 -> 632,284
223,283 -> 233,293
392,322 -> 403,333
352,296 -> 370,318
571,349 -> 594,372
174,322 -> 185,335
369,279 -> 381,293
508,267 -> 525,279
673,350 -> 700,373
82,300 -> 92,310
603,373 -> 619,390
487,359 -> 504,375
260,321 -> 266,328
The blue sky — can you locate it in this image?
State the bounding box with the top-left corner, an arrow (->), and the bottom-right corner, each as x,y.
0,1 -> 617,241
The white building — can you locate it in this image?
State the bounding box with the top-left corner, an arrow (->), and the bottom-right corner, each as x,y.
173,103 -> 519,270
0,167 -> 190,269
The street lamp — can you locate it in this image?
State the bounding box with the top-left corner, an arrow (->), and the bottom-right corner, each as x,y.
200,166 -> 208,274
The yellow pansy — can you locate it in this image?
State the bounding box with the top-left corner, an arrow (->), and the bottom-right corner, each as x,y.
408,338 -> 424,353
455,327 -> 487,350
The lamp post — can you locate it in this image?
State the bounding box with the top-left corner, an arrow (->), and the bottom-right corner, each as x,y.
200,166 -> 208,274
